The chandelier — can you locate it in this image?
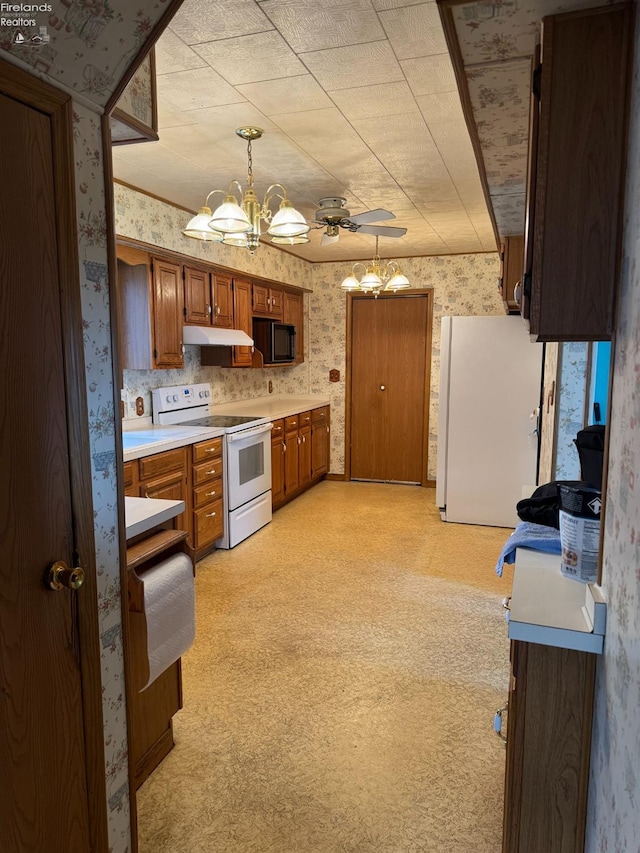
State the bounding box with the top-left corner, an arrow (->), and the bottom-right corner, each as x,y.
340,237 -> 411,297
182,127 -> 310,253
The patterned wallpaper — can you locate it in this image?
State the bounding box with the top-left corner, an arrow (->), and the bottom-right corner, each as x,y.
73,106 -> 130,851
537,341 -> 558,485
0,0 -> 170,107
554,342 -> 588,480
585,15 -> 640,851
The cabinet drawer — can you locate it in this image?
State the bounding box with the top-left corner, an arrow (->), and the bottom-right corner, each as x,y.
194,499 -> 224,549
285,415 -> 299,432
123,460 -> 138,488
271,419 -> 284,437
193,478 -> 223,508
139,447 -> 186,480
298,411 -> 312,427
193,436 -> 223,463
193,458 -> 222,485
311,406 -> 329,424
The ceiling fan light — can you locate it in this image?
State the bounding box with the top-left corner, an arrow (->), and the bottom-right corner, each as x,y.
341,275 -> 361,291
268,202 -> 310,237
210,196 -> 251,233
386,272 -> 411,291
182,206 -> 224,242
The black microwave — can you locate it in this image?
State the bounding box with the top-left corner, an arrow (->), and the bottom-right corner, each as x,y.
252,319 -> 296,363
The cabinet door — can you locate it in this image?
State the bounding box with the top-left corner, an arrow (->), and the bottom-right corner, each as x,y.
151,257 -> 184,368
525,5 -> 632,341
212,271 -> 233,328
232,276 -> 253,367
284,430 -> 299,494
271,436 -> 285,507
501,236 -> 524,314
299,423 -> 311,487
311,407 -> 330,478
283,290 -> 304,363
141,469 -> 189,533
184,266 -> 211,325
252,282 -> 270,315
268,287 -> 284,320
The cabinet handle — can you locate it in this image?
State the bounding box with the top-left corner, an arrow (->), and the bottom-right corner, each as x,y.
205,511 -> 217,518
494,705 -> 508,746
283,442 -> 286,453
206,490 -> 217,497
297,436 -> 301,445
326,425 -> 329,434
216,305 -> 221,315
205,448 -> 218,453
207,304 -> 212,316
205,468 -> 217,475
302,435 -> 306,443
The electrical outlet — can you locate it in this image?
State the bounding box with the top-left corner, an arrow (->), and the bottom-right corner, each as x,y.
135,397 -> 145,416
268,380 -> 273,394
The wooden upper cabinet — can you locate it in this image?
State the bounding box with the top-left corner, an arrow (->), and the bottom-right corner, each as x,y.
252,282 -> 284,319
117,246 -> 183,370
283,290 -> 304,364
500,236 -> 525,314
232,277 -> 253,367
184,266 -> 211,325
151,257 -> 184,368
212,271 -> 233,329
524,3 -> 633,341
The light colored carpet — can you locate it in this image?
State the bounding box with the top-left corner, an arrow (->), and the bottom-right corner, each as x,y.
137,482 -> 513,852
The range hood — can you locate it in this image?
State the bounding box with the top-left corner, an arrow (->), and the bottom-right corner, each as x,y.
183,326 -> 254,347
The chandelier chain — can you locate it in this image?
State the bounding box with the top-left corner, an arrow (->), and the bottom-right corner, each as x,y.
247,140 -> 254,187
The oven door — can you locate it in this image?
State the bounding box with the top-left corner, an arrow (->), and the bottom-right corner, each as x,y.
226,422 -> 273,511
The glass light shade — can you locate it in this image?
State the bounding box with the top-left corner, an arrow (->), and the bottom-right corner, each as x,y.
386,272 -> 410,290
182,207 -> 224,242
222,233 -> 248,248
340,275 -> 361,291
210,197 -> 251,233
271,234 -> 310,245
267,203 -> 310,238
360,271 -> 383,292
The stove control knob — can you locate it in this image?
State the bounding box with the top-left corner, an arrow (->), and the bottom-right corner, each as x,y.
166,395 -> 172,404
172,394 -> 178,403
199,391 -> 204,398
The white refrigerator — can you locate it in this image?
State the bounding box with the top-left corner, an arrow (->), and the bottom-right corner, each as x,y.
436,316 -> 543,528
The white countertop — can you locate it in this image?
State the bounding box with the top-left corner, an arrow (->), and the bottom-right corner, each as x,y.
122,424 -> 225,462
125,496 -> 185,539
208,394 -> 330,421
508,548 -> 606,654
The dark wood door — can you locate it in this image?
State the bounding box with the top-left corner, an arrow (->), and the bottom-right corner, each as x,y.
184,266 -> 211,325
212,272 -> 233,328
0,85 -> 103,852
350,294 -> 429,483
299,424 -> 312,486
284,430 -> 300,494
232,276 -> 253,367
271,437 -> 285,506
283,290 -> 304,364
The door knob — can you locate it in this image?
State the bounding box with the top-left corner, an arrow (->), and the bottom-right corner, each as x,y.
380,385 -> 385,391
47,560 -> 85,591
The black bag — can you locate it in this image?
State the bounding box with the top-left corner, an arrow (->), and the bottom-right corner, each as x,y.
516,480 -> 597,529
574,425 -> 605,490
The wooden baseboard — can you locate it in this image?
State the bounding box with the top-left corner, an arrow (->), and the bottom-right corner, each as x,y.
425,479 -> 436,488
325,473 -> 347,481
135,724 -> 174,790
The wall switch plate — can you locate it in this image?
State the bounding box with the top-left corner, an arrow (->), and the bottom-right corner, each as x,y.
135,397 -> 145,416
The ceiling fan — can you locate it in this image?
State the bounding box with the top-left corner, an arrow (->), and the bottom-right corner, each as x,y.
312,197 -> 407,246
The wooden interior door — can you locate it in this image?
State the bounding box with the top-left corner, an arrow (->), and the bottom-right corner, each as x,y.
0,66 -> 106,852
350,294 -> 429,483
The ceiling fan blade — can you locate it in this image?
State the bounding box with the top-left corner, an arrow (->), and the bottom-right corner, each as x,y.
321,232 -> 340,246
356,224 -> 407,238
347,208 -> 396,226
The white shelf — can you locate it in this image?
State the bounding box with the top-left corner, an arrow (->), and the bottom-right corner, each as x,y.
125,497 -> 185,540
508,548 -> 606,654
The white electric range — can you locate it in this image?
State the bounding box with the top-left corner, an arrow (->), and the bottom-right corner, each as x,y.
152,384 -> 272,549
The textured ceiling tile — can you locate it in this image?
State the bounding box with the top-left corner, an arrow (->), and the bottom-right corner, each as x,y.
179,104 -> 277,138
157,69 -> 246,111
193,31 -> 307,85
300,41 -> 403,91
170,0 -> 274,44
372,0 -> 432,9
416,91 -> 464,125
157,29 -> 208,75
401,54 -> 456,97
237,75 -> 334,116
330,81 -> 418,121
260,0 -> 385,52
379,4 -> 447,60
157,101 -> 200,130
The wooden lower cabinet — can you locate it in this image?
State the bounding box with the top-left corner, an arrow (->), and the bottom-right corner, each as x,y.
139,447 -> 189,535
191,436 -> 224,559
272,406 -> 330,511
502,640 -> 596,853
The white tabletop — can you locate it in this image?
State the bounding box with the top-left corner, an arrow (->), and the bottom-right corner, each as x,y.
125,496 -> 185,540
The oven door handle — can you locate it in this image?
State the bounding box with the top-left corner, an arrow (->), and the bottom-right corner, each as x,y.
226,422 -> 273,442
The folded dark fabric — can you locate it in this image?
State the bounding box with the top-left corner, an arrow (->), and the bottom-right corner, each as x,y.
516,480 -> 596,529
